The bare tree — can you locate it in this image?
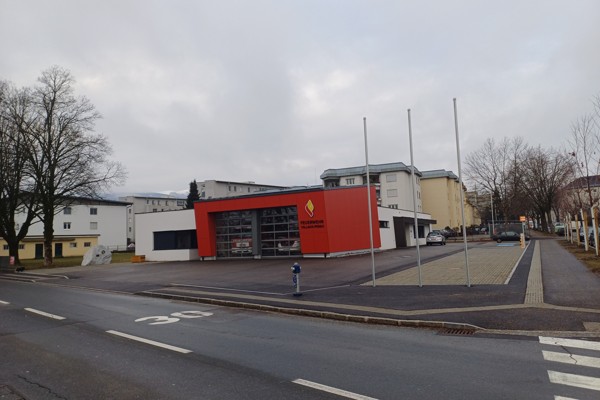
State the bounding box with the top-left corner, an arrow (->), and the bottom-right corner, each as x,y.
522,146 -> 575,232
464,137 -> 527,223
25,66 -> 126,266
0,82 -> 39,266
567,113 -> 600,209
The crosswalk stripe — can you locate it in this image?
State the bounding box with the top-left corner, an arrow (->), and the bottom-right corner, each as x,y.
548,370 -> 600,391
540,336 -> 600,352
543,350 -> 600,369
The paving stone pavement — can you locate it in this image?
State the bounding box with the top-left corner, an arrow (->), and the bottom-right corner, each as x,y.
370,241 -> 528,286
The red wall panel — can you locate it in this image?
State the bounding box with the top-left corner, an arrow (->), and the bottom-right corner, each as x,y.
194,186 -> 380,257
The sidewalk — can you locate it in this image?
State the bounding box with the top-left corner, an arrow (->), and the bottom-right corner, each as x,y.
5,234 -> 600,337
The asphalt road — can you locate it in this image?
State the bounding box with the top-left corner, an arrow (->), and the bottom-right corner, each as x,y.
2,281 -> 600,399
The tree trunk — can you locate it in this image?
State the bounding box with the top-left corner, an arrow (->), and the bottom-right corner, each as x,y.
43,211 -> 54,267
7,240 -> 21,266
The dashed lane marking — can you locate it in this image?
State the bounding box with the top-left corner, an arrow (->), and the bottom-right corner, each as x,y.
24,308 -> 65,320
0,300 -> 9,305
293,379 -> 377,400
106,330 -> 192,354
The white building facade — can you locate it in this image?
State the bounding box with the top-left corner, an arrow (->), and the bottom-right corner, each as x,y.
198,180 -> 288,200
320,162 -> 423,212
119,195 -> 187,245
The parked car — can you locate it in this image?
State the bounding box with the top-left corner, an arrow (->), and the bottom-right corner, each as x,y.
554,222 -> 565,235
426,231 -> 446,246
492,230 -> 530,243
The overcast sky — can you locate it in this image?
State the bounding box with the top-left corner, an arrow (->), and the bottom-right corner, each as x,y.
1,0 -> 599,194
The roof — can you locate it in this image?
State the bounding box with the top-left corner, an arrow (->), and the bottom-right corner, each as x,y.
565,175 -> 600,189
204,180 -> 288,189
421,169 -> 459,181
61,195 -> 132,207
320,162 -> 421,179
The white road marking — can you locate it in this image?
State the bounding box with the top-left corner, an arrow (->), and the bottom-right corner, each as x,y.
548,370 -> 600,392
293,379 -> 378,400
106,330 -> 192,354
543,350 -> 600,369
24,308 -> 65,320
0,300 -> 9,305
540,336 -> 600,352
554,396 -> 578,400
171,310 -> 213,318
134,315 -> 180,325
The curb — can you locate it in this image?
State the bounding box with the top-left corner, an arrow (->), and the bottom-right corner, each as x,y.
136,290 -> 484,332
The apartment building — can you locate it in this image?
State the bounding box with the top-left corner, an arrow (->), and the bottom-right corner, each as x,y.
1,197 -> 130,260
197,180 -> 288,199
119,195 -> 187,244
420,169 -> 480,230
320,162 -> 423,212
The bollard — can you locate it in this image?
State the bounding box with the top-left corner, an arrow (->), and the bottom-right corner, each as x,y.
291,262 -> 302,297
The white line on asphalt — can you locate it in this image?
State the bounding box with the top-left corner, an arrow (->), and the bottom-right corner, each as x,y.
0,300 -> 9,305
555,396 -> 579,400
24,308 -> 66,320
540,336 -> 600,352
543,350 -> 600,369
293,379 -> 378,400
548,370 -> 600,391
106,330 -> 192,354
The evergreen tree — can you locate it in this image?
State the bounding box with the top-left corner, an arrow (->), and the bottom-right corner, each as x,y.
186,179 -> 199,209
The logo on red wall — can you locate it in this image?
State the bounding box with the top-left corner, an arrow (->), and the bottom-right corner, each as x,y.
305,200 -> 315,217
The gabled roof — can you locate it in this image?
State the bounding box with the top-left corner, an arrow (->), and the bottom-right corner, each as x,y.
320,162 -> 421,179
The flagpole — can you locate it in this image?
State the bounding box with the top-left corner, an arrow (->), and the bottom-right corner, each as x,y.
364,117 -> 376,287
407,109 -> 423,287
453,98 -> 471,287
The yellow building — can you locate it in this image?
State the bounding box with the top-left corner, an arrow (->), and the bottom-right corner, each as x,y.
0,235 -> 99,260
421,169 -> 480,230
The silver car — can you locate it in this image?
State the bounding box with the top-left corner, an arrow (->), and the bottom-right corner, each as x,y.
426,232 -> 446,246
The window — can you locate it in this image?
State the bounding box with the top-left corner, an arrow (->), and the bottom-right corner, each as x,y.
177,200 -> 185,206
64,222 -> 71,229
386,174 -> 397,182
387,189 -> 398,198
153,208 -> 157,212
64,207 -> 72,215
129,227 -> 132,232
379,220 -> 389,228
84,242 -> 91,247
154,230 -> 198,250
90,208 -> 98,215
70,243 -> 77,248
2,245 -> 7,250
413,225 -> 425,239
128,209 -> 132,214
389,204 -> 398,209
90,222 -> 98,230
345,178 -> 355,185
19,244 -> 24,250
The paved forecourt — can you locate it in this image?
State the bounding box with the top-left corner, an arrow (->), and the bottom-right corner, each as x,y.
370,241 -> 528,286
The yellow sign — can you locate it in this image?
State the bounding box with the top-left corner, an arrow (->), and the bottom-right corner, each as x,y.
519,216 -> 526,222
